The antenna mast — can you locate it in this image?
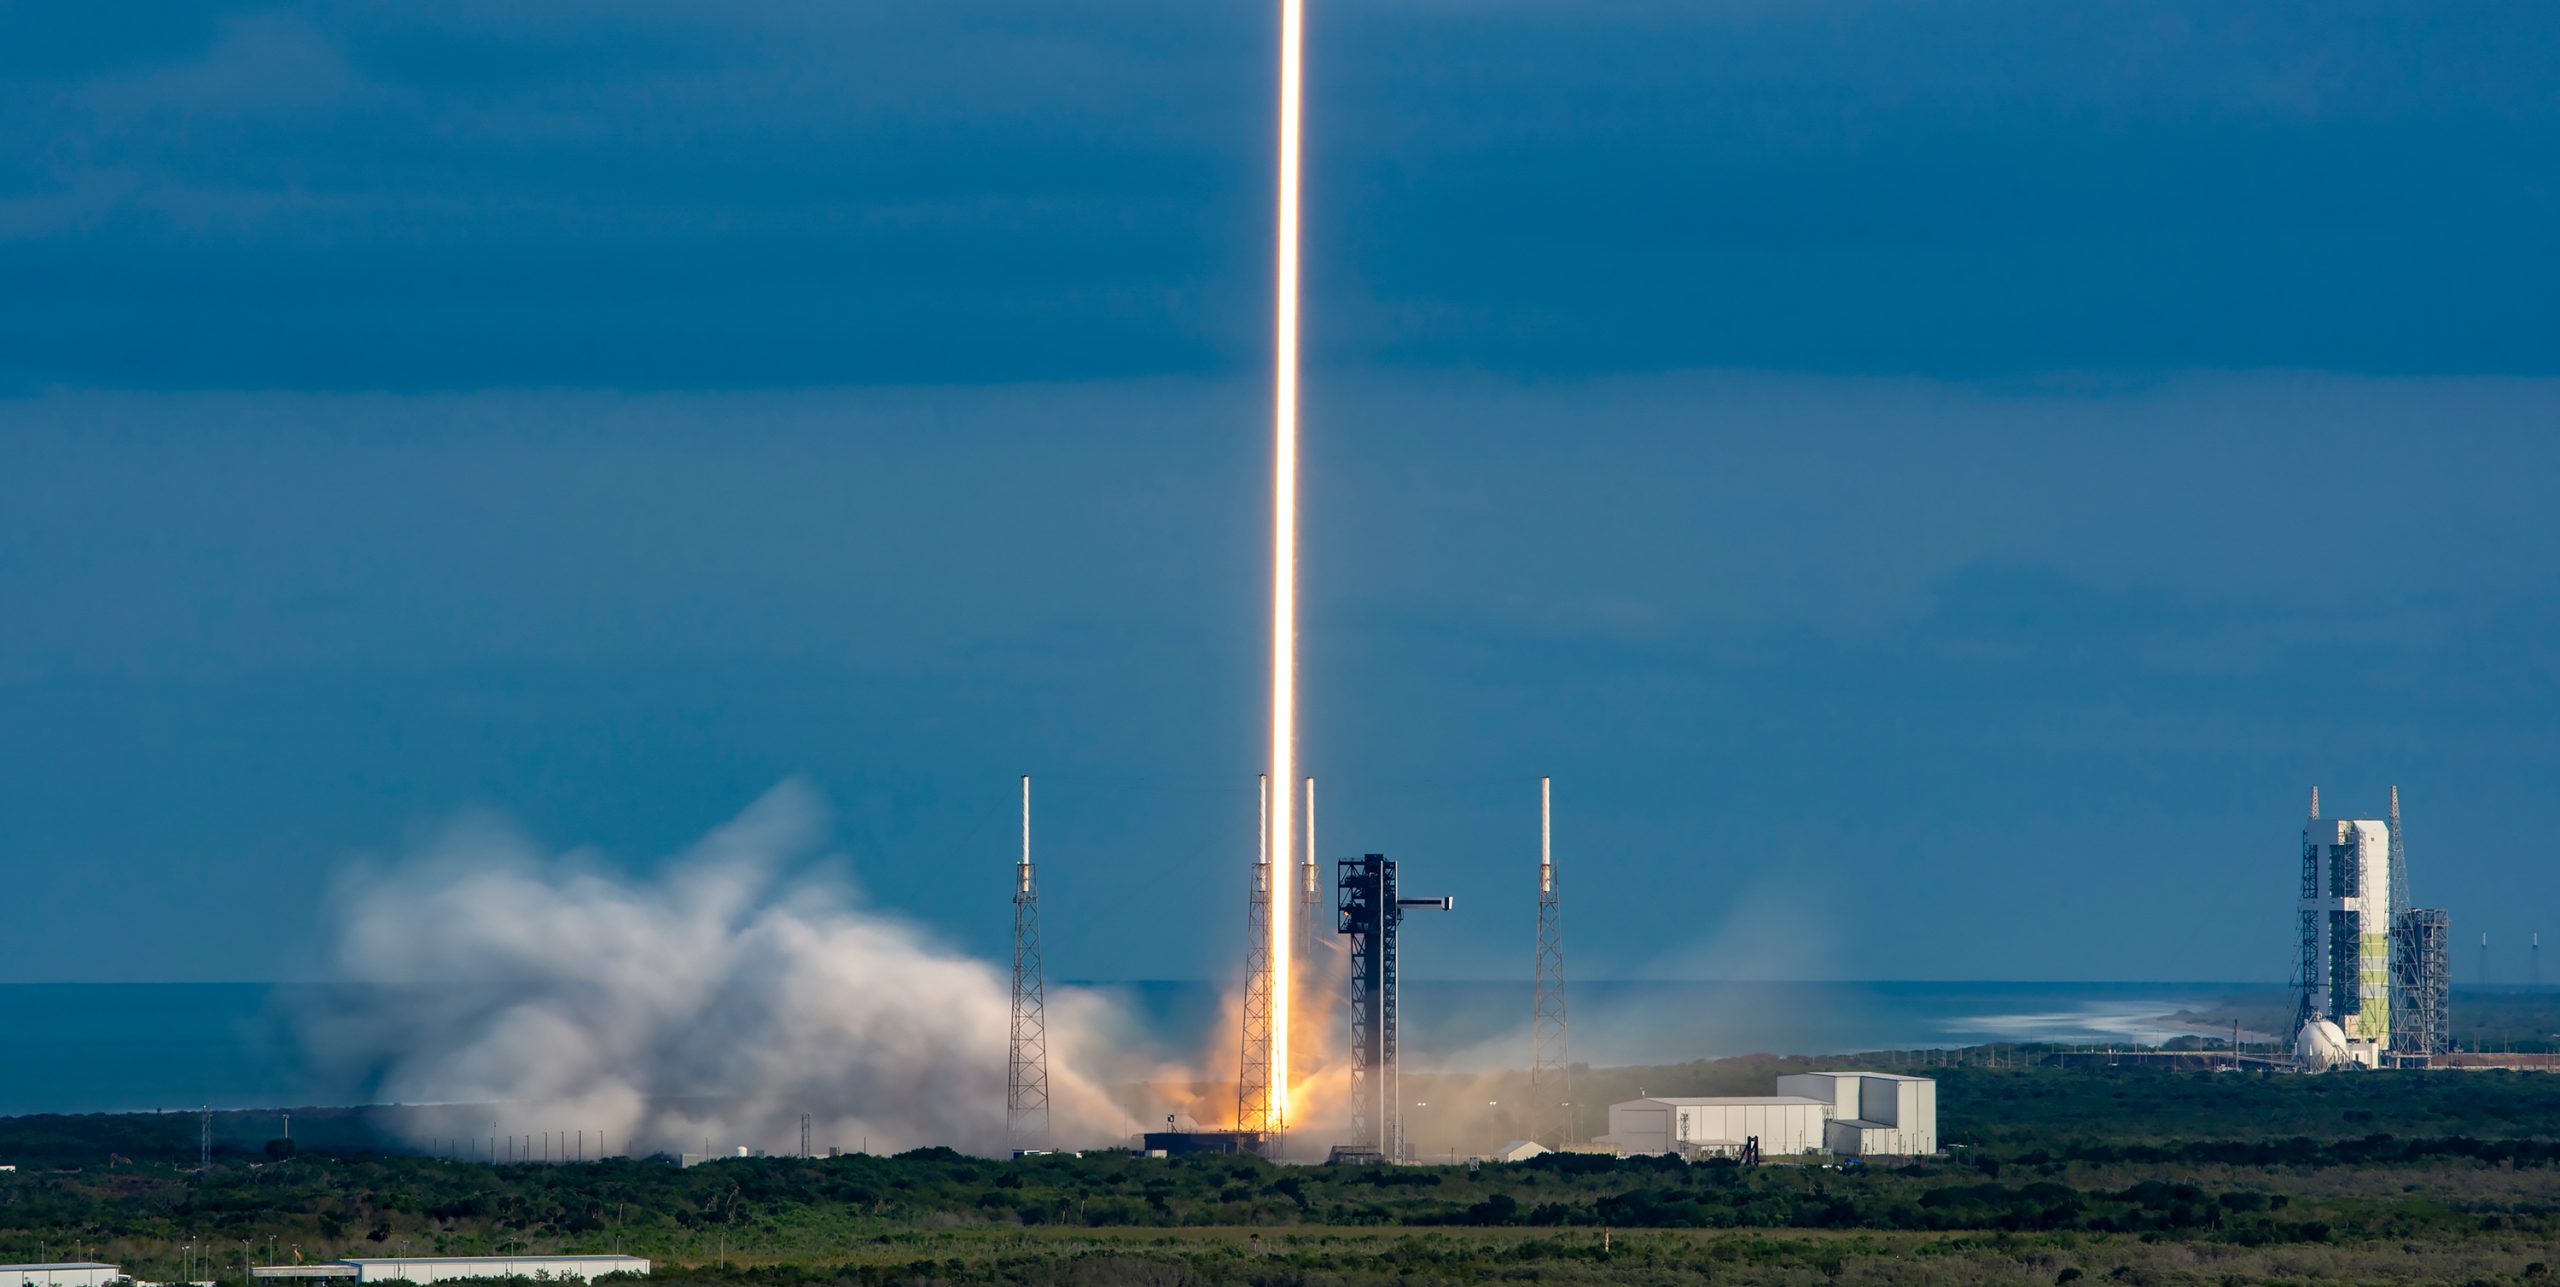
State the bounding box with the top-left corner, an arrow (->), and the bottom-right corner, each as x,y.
1530,776 -> 1570,1147
1299,778 -> 1322,964
1007,776 -> 1051,1152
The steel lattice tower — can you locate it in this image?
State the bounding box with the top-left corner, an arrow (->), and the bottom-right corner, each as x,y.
1530,777 -> 1569,1147
2293,786 -> 2321,1034
1238,776 -> 1279,1135
2388,784 -> 2414,1046
1007,776 -> 1051,1152
2385,785 -> 2453,1056
199,1105 -> 212,1171
1338,855 -> 1392,1155
1332,854 -> 1449,1161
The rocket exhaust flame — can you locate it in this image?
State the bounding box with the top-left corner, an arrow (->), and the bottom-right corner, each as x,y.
1267,0 -> 1305,1131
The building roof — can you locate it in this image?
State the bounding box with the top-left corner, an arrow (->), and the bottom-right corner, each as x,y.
1629,1095 -> 1831,1107
0,1266 -> 119,1273
338,1259 -> 644,1266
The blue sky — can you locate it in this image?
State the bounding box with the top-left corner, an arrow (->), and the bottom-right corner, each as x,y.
2,2 -> 2556,983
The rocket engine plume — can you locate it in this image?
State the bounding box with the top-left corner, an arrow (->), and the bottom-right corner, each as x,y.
1267,0 -> 1305,1134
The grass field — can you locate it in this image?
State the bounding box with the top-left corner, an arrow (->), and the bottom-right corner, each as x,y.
8,1054 -> 2560,1285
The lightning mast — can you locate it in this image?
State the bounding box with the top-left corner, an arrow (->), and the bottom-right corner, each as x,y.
1299,778 -> 1322,964
1007,776 -> 1050,1152
2294,786 -> 2320,1033
1530,776 -> 1569,1147
1239,776 -> 1278,1136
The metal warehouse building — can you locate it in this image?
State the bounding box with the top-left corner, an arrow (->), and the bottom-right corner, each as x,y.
253,1257 -> 648,1284
1601,1094 -> 1834,1156
0,1265 -> 121,1287
1604,1071 -> 1936,1158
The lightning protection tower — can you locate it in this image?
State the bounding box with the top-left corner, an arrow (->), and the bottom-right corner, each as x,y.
2294,786 -> 2320,1035
1008,776 -> 1051,1153
1530,777 -> 1569,1148
1237,776 -> 1279,1137
1298,778 -> 1322,966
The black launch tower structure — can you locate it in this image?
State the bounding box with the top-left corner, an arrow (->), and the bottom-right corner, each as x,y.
1331,854 -> 1449,1163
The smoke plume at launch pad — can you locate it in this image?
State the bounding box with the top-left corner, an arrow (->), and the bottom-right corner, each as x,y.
297,781 -> 1146,1157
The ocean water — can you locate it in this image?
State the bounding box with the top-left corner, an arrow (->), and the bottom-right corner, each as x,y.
0,979 -> 2275,1117
1098,978 -> 2277,1073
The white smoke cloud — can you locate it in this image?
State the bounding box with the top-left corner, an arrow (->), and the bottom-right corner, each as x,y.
300,779 -> 1139,1157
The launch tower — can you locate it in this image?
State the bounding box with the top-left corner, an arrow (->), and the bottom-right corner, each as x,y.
1530,777 -> 1569,1147
1332,855 -> 1449,1162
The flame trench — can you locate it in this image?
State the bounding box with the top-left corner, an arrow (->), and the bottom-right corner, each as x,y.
1267,0 -> 1304,1132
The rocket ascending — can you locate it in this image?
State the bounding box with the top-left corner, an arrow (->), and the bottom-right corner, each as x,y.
1266,0 -> 1305,1130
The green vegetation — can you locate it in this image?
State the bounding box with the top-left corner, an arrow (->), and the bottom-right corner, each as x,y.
8,1060 -> 2560,1284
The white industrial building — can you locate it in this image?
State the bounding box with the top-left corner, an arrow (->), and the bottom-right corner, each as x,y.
253,1258 -> 647,1284
2297,805 -> 2394,1068
1785,1070 -> 1938,1157
1603,1071 -> 1935,1158
1,1265 -> 121,1287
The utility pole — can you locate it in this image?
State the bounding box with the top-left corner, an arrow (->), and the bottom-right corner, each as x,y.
1007,776 -> 1051,1153
1530,776 -> 1570,1148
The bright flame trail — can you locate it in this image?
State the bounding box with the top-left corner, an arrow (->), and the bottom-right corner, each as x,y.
1267,0 -> 1304,1130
